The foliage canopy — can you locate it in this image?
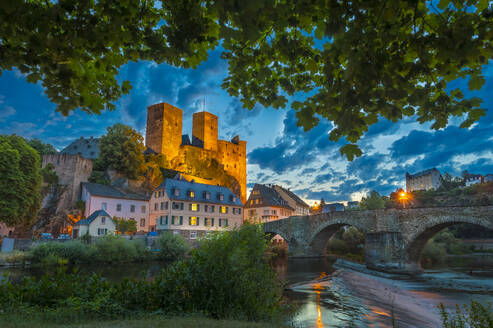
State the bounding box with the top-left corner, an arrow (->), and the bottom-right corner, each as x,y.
1,1 -> 492,158
0,135 -> 42,226
359,190 -> 386,210
98,124 -> 146,179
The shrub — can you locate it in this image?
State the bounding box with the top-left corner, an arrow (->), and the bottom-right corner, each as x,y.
440,300 -> 493,328
0,225 -> 288,324
269,243 -> 288,258
156,232 -> 189,262
30,241 -> 95,264
93,235 -> 150,263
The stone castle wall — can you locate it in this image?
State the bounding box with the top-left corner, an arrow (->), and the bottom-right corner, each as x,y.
42,154 -> 93,210
145,102 -> 247,203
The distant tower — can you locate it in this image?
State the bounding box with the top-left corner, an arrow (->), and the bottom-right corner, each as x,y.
192,111 -> 218,152
145,102 -> 183,160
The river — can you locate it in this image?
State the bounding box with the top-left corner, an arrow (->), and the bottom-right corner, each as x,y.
1,254 -> 493,327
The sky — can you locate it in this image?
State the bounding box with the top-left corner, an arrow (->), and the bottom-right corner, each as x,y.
1,50 -> 492,205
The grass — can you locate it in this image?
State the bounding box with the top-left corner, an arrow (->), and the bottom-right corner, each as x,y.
0,315 -> 279,328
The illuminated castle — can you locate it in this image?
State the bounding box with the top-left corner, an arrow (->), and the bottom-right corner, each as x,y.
145,102 -> 247,203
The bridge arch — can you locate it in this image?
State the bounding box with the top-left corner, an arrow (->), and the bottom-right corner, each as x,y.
405,214 -> 493,265
309,218 -> 369,256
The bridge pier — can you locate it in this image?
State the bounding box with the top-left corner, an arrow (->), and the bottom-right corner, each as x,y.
365,232 -> 420,275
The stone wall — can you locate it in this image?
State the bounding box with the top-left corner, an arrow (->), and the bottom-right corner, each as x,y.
42,154 -> 93,211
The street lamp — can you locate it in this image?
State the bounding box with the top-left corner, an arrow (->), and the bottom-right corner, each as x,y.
398,191 -> 408,208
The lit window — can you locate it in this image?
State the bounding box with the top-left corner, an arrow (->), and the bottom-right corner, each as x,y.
220,206 -> 227,214
188,190 -> 195,198
191,203 -> 198,211
255,199 -> 259,204
190,216 -> 198,226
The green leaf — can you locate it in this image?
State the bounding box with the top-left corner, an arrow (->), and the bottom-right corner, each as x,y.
339,144 -> 363,161
468,75 -> 485,91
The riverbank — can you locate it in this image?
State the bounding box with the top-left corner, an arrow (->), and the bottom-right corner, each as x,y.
0,315 -> 278,328
333,269 -> 442,327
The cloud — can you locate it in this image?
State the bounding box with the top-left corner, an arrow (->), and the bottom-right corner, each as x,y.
0,106 -> 15,121
224,99 -> 262,126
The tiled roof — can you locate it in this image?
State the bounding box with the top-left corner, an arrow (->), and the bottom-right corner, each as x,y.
81,182 -> 149,201
154,178 -> 243,206
60,137 -> 100,159
274,185 -> 309,207
75,210 -> 111,225
247,184 -> 294,210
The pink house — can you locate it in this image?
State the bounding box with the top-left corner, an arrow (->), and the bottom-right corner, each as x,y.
81,182 -> 151,232
0,222 -> 14,237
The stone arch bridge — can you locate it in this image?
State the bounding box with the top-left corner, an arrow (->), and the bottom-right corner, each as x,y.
263,206 -> 493,274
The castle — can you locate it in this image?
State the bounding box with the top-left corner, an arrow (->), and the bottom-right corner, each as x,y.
145,102 -> 247,203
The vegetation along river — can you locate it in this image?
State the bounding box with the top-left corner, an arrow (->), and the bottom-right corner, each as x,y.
1,254 -> 493,327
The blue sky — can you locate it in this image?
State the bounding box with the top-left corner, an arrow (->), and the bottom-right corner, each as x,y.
1,50 -> 492,204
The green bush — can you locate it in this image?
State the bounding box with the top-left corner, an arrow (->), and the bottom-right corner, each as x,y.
440,300 -> 493,328
29,236 -> 151,265
156,232 -> 189,262
30,241 -> 95,264
0,225 -> 288,324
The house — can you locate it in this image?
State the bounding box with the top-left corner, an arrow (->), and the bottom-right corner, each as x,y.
244,184 -> 295,223
72,210 -> 115,238
406,168 -> 442,191
81,182 -> 151,232
149,176 -> 244,240
485,174 -> 493,183
0,222 -> 14,237
322,203 -> 345,213
273,185 -> 310,216
346,201 -> 359,209
466,174 -> 484,187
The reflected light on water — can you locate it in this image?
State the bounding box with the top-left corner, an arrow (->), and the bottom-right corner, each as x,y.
315,290 -> 324,328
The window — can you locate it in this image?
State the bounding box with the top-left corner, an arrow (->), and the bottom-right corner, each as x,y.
155,192 -> 159,198
190,203 -> 200,211
97,228 -> 107,235
210,205 -> 215,213
116,204 -> 122,211
203,191 -> 211,200
173,188 -> 180,196
130,205 -> 135,212
238,208 -> 241,215
189,216 -> 199,226
264,210 -> 270,215
173,231 -> 180,235
230,195 -> 237,202
141,206 -> 146,213
271,210 -> 276,215
220,206 -> 228,214
154,203 -> 158,211
161,202 -> 166,210
204,205 -> 209,212
190,231 -> 197,239
172,202 -> 183,210
219,219 -> 228,227
140,218 -> 145,227
159,216 -> 168,225
249,210 -> 256,216
188,190 -> 195,198
255,199 -> 259,204
102,202 -> 107,210
204,218 -> 214,227
101,216 -> 106,224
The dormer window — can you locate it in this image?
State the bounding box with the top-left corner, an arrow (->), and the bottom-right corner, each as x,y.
203,191 -> 211,200
188,190 -> 195,198
230,195 -> 237,202
173,188 -> 180,196
217,193 -> 224,201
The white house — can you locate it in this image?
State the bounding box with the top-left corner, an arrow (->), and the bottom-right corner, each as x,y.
72,210 -> 116,238
466,175 -> 483,187
149,176 -> 244,240
244,184 -> 295,224
81,182 -> 151,232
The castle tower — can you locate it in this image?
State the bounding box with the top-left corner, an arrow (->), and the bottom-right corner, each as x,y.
192,111 -> 218,152
217,136 -> 247,203
145,102 -> 183,160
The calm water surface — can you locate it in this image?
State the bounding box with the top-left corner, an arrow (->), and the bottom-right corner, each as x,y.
2,255 -> 493,327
